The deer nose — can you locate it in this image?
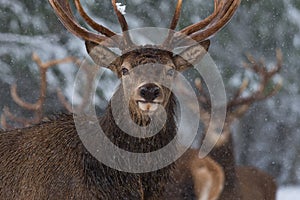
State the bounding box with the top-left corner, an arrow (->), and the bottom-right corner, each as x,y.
139,83 -> 161,101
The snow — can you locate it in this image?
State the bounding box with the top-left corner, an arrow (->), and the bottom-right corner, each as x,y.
277,186 -> 300,200
116,3 -> 126,15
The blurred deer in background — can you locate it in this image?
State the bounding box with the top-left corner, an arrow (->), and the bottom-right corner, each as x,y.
164,149 -> 225,200
0,0 -> 241,199
192,49 -> 283,200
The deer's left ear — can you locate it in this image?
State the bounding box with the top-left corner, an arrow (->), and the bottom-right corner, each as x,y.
173,40 -> 210,72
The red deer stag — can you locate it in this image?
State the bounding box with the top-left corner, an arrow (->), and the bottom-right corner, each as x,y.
0,0 -> 240,199
192,49 -> 282,200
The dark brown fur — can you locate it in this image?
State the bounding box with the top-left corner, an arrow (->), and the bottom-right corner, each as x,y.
208,134 -> 242,199
0,38 -> 210,199
209,134 -> 277,200
0,89 -> 178,199
236,166 -> 277,200
163,149 -> 225,200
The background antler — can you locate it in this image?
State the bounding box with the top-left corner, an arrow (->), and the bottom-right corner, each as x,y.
225,48 -> 283,124
195,49 -> 283,145
1,53 -> 78,129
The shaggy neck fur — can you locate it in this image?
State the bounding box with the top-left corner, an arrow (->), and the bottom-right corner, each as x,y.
83,92 -> 178,199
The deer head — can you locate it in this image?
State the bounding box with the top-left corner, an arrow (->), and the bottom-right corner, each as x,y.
48,0 -> 240,122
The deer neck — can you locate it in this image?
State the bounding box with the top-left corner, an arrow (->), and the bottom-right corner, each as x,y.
100,92 -> 177,153
82,93 -> 178,198
209,132 -> 240,197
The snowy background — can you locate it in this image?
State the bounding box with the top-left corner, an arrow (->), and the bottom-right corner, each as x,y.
0,0 -> 299,198
277,186 -> 300,199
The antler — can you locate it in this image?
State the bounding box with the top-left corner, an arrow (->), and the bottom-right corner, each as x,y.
197,49 -> 283,123
49,0 -> 240,50
163,0 -> 183,46
192,49 -> 283,146
1,52 -> 99,129
74,0 -> 115,38
111,0 -> 134,47
226,48 -> 283,121
1,53 -> 78,129
170,0 -> 241,46
49,0 -> 134,50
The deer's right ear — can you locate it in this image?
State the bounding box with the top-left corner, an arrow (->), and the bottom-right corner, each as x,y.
174,40 -> 210,72
85,41 -> 119,73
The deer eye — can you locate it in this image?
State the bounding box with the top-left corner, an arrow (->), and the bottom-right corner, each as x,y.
166,69 -> 175,77
121,67 -> 129,75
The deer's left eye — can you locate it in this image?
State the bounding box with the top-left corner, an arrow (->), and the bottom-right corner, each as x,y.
121,68 -> 129,75
167,69 -> 175,76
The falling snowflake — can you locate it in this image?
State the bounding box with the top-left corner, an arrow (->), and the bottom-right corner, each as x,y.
116,2 -> 126,15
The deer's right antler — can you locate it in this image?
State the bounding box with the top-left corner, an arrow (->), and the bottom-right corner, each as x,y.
49,0 -> 131,48
166,0 -> 241,47
180,0 -> 240,41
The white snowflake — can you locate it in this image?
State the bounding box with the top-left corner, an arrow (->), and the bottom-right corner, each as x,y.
116,2 -> 126,15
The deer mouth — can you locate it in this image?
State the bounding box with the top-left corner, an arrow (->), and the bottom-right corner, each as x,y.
136,100 -> 162,112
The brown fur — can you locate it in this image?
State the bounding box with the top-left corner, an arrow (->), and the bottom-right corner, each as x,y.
0,45 -> 209,199
236,166 -> 277,200
0,94 -> 177,199
208,134 -> 242,199
163,149 -> 225,200
208,134 -> 277,200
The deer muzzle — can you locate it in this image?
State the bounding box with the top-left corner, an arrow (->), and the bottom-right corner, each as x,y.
136,83 -> 163,112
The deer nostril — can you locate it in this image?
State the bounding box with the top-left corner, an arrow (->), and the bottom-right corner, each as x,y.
139,84 -> 161,101
140,87 -> 147,97
153,87 -> 160,98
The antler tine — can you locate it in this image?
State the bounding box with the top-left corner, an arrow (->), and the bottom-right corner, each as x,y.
169,0 -> 183,30
163,0 -> 183,48
180,0 -> 225,36
232,78 -> 249,101
1,112 -> 11,130
111,0 -> 134,48
2,106 -> 34,128
8,52 -> 79,128
48,0 -> 117,46
176,0 -> 240,44
269,48 -> 283,76
192,0 -> 240,42
74,0 -> 116,38
57,88 -> 73,113
10,84 -> 40,111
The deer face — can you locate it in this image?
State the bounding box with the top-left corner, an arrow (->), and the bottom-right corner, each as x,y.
86,41 -> 210,116
119,48 -> 177,114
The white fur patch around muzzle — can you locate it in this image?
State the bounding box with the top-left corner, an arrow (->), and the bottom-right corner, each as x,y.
138,102 -> 159,112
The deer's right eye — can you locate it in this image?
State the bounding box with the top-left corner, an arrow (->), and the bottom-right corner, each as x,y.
121,68 -> 129,75
167,69 -> 175,76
